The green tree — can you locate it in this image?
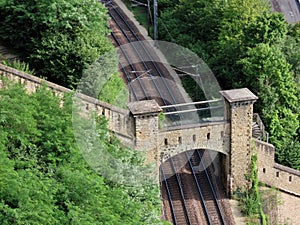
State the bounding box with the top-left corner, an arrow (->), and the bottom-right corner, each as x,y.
0,81 -> 165,224
157,0 -> 300,169
212,2 -> 273,88
0,0 -> 113,87
239,43 -> 299,165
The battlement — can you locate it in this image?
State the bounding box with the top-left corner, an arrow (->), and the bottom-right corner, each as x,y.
2,63 -> 300,197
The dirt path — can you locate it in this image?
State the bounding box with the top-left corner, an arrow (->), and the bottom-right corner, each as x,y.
277,191 -> 300,225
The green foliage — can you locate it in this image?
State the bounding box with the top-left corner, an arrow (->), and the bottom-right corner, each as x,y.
124,0 -> 149,30
243,12 -> 288,47
235,155 -> 268,225
239,43 -> 299,167
0,82 -> 164,224
158,112 -> 166,129
260,187 -> 282,224
1,60 -> 35,75
287,22 -> 300,42
99,72 -> 129,108
212,5 -> 279,88
0,0 -> 113,87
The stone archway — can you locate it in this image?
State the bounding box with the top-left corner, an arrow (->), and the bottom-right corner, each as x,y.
129,88 -> 258,195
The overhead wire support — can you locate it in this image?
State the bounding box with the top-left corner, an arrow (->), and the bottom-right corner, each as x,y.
110,6 -> 177,105
110,30 -> 148,100
153,0 -> 158,47
129,0 -> 147,7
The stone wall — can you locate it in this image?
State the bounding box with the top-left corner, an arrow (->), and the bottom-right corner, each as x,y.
158,122 -> 230,162
0,64 -> 135,145
255,139 -> 300,196
5,63 -> 297,197
229,102 -> 254,192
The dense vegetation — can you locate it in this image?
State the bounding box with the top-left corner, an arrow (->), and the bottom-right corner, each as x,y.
151,0 -> 300,170
0,0 -> 114,87
0,81 -> 166,224
0,1 -> 164,223
236,155 -> 268,224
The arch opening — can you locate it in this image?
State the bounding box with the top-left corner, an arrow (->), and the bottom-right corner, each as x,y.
159,149 -> 230,224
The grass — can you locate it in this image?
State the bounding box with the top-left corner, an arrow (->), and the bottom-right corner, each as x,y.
123,0 -> 152,36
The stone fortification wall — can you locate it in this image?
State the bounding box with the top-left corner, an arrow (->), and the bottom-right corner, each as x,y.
0,64 -> 134,145
158,122 -> 230,162
255,139 -> 300,196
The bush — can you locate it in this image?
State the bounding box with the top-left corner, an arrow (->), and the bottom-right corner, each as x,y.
235,155 -> 269,225
0,0 -> 113,87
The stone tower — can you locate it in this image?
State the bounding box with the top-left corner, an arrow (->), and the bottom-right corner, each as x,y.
127,100 -> 162,164
221,88 -> 258,195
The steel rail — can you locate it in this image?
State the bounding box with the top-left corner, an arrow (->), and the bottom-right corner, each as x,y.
108,1 -> 204,124
108,8 -> 168,105
185,151 -> 211,224
109,1 -> 177,106
110,25 -> 148,100
110,28 -> 139,100
120,61 -> 139,101
169,157 -> 191,225
196,150 -> 226,225
160,164 -> 177,225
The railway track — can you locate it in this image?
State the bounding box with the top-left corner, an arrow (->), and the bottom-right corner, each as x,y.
103,0 -> 178,105
161,150 -> 227,225
161,159 -> 191,224
103,0 -> 205,126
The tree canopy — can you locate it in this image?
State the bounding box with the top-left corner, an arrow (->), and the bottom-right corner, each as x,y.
0,81 -> 167,224
0,0 -> 113,87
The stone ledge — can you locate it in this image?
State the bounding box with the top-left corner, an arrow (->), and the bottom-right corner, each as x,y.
274,163 -> 300,177
220,88 -> 258,103
0,63 -> 129,115
127,100 -> 162,116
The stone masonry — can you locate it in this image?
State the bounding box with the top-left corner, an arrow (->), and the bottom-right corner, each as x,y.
158,122 -> 230,162
129,88 -> 258,195
220,88 -> 258,194
127,100 -> 162,164
255,139 -> 300,196
0,64 -> 135,146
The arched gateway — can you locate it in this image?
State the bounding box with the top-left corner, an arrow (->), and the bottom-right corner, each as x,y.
128,88 -> 258,195
2,65 -> 299,197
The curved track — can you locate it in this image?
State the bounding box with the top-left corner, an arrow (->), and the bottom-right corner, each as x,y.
105,0 -> 178,105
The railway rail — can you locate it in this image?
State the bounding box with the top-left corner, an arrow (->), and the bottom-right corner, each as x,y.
160,150 -> 227,225
104,0 -> 178,105
105,0 -> 222,126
